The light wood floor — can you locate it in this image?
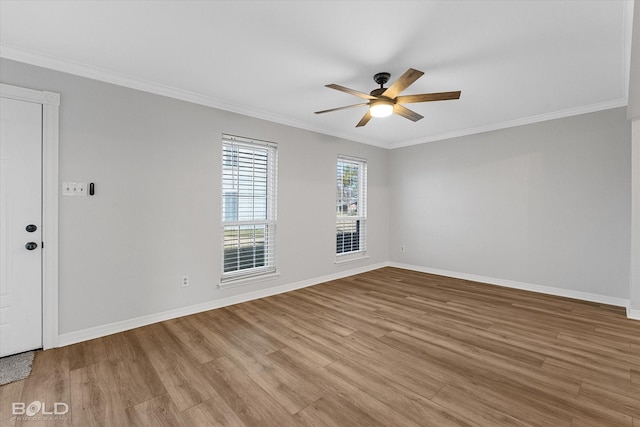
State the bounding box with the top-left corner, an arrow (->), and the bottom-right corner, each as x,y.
1,267 -> 639,426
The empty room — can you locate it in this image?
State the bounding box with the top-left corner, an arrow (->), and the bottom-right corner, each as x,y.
1,1 -> 639,426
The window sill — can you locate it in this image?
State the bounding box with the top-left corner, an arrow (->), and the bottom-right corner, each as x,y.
218,271 -> 280,289
335,254 -> 370,265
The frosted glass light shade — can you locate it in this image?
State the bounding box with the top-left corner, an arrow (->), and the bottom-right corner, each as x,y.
369,99 -> 394,118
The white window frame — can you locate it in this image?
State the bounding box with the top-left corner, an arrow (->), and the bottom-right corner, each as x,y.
336,155 -> 367,260
220,134 -> 277,286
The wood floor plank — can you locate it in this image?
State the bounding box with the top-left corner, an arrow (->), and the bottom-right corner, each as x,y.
467,317 -> 637,373
234,302 -> 353,360
578,378 -> 640,419
293,394 -> 384,427
132,323 -> 216,412
181,394 -> 246,427
101,330 -> 151,363
270,294 -> 359,337
595,326 -> 640,344
402,295 -> 495,329
1,266 -> 638,426
102,332 -> 167,407
375,312 -> 547,367
183,311 -> 263,366
334,332 -> 451,397
27,346 -> 69,378
292,289 -> 389,333
434,377 -> 572,427
265,345 -> 425,427
542,356 -> 631,382
386,328 -> 631,426
298,370 -> 422,427
0,380 -> 24,422
200,356 -> 297,427
66,337 -> 110,371
15,347 -> 71,427
227,304 -> 342,367
0,417 -> 15,427
282,293 -> 391,338
125,394 -> 187,427
70,355 -> 166,427
200,308 -> 286,356
163,315 -> 223,364
325,357 -> 474,426
432,383 -> 535,427
556,329 -> 635,355
346,289 -> 429,315
380,330 -> 582,397
70,361 -> 131,427
226,349 -> 324,415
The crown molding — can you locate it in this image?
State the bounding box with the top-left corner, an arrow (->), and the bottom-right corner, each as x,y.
0,44 -> 389,149
388,98 -> 629,150
0,43 -> 629,151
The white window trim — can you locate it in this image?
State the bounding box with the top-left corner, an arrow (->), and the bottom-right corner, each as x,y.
219,134 -> 278,286
336,154 -> 367,260
218,271 -> 280,289
335,254 -> 370,265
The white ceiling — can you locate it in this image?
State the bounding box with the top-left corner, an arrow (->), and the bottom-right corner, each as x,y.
0,1 -> 634,149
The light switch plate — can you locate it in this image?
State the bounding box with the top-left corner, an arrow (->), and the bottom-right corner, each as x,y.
62,182 -> 87,196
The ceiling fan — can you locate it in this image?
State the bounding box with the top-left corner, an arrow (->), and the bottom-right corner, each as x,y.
315,68 -> 461,127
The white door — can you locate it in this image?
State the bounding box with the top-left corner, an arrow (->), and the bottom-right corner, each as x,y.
0,97 -> 43,357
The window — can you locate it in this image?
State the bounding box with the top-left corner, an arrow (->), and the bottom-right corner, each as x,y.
221,135 -> 277,282
336,155 -> 367,256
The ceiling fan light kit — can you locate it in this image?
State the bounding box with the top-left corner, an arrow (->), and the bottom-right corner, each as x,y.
369,98 -> 394,117
315,68 -> 461,127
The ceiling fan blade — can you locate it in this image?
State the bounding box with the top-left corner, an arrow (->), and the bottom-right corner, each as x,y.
356,110 -> 372,127
315,103 -> 368,114
382,68 -> 424,98
396,91 -> 461,104
394,104 -> 423,122
326,84 -> 377,100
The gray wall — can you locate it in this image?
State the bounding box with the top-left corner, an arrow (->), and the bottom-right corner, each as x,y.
1,56 -> 634,337
0,59 -> 389,334
389,108 -> 631,299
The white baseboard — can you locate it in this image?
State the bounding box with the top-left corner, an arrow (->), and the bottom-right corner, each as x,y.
388,262 -> 633,312
58,260 -> 638,346
57,261 -> 389,347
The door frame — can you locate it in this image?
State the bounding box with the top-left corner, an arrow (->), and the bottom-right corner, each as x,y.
1,83 -> 59,350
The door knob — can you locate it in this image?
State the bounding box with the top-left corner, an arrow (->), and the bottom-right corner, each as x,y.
26,224 -> 37,232
25,242 -> 38,251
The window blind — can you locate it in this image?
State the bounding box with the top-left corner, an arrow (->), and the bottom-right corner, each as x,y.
336,155 -> 367,256
221,135 -> 277,281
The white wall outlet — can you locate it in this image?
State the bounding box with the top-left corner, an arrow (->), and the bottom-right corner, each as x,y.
62,182 -> 87,196
181,275 -> 189,287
